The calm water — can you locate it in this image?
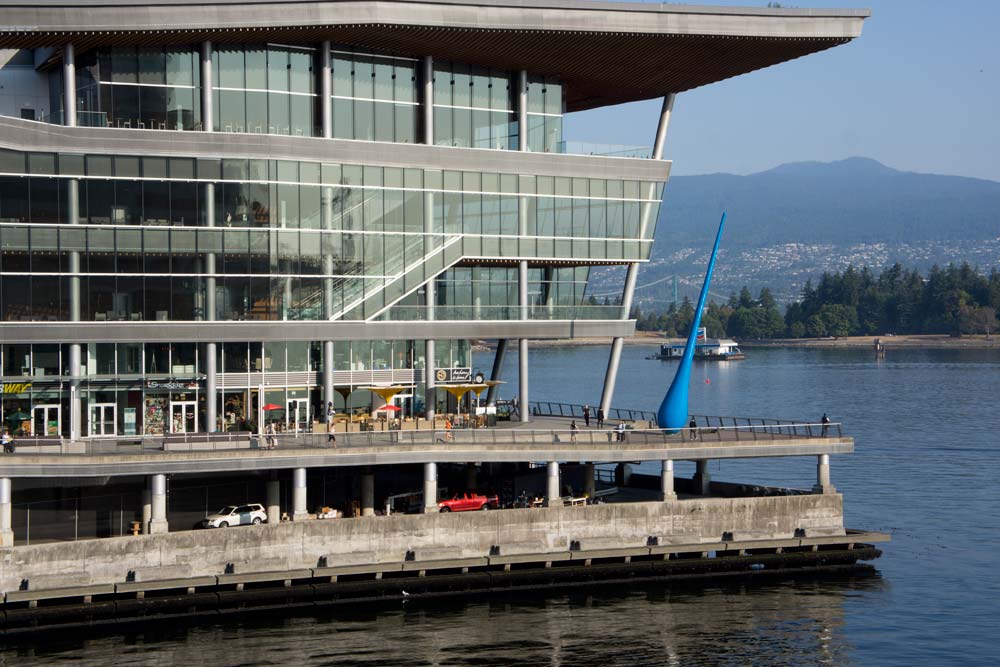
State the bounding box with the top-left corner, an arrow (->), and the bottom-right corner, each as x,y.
4,346 -> 998,666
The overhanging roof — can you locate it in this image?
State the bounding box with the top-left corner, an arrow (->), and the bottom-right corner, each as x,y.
0,0 -> 869,111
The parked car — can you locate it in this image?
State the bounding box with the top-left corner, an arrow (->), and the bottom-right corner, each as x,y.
201,503 -> 267,528
438,492 -> 499,512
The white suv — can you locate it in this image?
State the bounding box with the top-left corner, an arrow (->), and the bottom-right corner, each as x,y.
201,503 -> 267,528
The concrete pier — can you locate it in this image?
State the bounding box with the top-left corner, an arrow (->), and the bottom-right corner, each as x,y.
266,478 -> 281,524
292,467 -> 308,521
546,461 -> 561,506
814,454 -> 836,494
0,479 -> 12,548
361,471 -> 375,517
661,459 -> 677,501
694,460 -> 711,496
583,463 -> 595,499
423,462 -> 438,513
148,474 -> 168,535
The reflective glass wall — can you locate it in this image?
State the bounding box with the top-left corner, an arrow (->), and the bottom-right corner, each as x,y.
63,46 -> 202,130
212,44 -> 317,136
526,74 -> 563,153
0,148 -> 662,323
433,62 -> 516,149
331,50 -> 418,143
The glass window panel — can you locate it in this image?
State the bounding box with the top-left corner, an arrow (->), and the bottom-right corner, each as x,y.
268,92 -> 289,134
374,61 -> 393,101
332,96 -> 353,138
137,47 -> 165,85
354,98 -> 374,141
219,89 -> 246,132
165,49 -> 193,86
110,47 -> 138,84
290,94 -> 312,137
395,104 -> 415,143
452,64 -> 471,107
374,101 -> 394,142
394,61 -> 416,103
289,50 -> 312,94
216,46 -> 244,88
354,57 -> 374,99
246,91 -> 268,133
267,49 -> 288,93
332,55 -> 353,97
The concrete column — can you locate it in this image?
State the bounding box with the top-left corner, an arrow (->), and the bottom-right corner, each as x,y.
472,266 -> 482,319
361,471 -> 375,517
422,462 -> 438,513
320,41 -> 332,139
583,462 -> 595,500
0,478 -> 13,547
694,460 -> 711,496
292,467 -> 308,520
661,459 -> 677,501
465,463 -> 477,491
205,342 -> 217,432
149,474 -> 168,534
200,41 -> 213,131
600,94 -> 676,415
813,454 -> 836,494
485,339 -> 508,405
266,478 -> 280,524
546,461 -> 561,507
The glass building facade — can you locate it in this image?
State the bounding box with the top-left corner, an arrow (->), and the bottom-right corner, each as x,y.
4,36 -> 664,440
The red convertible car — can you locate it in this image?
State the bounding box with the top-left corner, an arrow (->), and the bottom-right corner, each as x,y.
438,492 -> 499,512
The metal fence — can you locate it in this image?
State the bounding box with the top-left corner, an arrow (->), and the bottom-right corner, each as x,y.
529,401 -> 656,422
7,418 -> 843,457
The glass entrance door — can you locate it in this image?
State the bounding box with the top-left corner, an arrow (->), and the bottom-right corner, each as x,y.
287,399 -> 309,433
32,404 -> 61,437
169,401 -> 198,434
89,403 -> 117,437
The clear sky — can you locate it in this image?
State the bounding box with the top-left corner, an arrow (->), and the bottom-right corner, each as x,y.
564,0 -> 1000,182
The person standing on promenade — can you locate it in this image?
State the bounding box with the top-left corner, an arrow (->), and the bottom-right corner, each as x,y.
821,413 -> 831,437
616,421 -> 626,442
582,405 -> 591,427
688,416 -> 699,441
597,408 -> 605,429
570,420 -> 578,443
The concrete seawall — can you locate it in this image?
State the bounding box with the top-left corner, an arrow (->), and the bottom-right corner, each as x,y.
0,494 -> 845,594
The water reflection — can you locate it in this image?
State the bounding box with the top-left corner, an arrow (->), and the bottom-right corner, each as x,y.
3,575 -> 884,667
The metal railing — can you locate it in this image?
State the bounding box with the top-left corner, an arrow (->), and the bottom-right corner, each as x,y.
529,401 -> 656,422
6,419 -> 843,457
380,304 -> 625,322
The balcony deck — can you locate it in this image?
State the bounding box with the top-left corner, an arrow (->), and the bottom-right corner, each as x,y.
0,413 -> 851,478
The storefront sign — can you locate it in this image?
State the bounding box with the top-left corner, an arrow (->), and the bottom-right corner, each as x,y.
145,380 -> 198,391
2,382 -> 31,394
434,367 -> 472,384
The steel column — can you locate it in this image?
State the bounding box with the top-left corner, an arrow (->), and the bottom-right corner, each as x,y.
583,462 -> 595,500
694,460 -> 711,496
600,94 -> 676,415
422,56 -> 437,421
320,41 -> 332,139
485,339 -> 508,405
200,41 -> 213,131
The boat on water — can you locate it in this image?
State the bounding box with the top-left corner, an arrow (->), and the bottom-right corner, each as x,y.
649,336 -> 746,361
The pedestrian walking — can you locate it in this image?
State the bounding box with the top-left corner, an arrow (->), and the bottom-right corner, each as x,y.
616,421 -> 626,442
266,421 -> 277,449
821,413 -> 830,437
582,405 -> 591,427
570,420 -> 578,443
596,408 -> 605,429
688,416 -> 699,440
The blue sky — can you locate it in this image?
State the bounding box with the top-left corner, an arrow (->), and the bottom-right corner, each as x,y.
564,0 -> 1000,181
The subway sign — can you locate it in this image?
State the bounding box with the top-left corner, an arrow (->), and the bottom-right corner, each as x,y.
2,382 -> 31,394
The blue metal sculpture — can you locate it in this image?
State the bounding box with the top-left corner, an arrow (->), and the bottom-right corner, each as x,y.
657,212 -> 727,430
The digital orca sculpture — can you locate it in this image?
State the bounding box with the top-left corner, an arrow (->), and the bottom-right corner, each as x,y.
657,212 -> 726,430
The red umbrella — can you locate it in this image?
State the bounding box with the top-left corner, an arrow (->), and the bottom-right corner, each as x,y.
376,404 -> 401,412
262,403 -> 283,411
